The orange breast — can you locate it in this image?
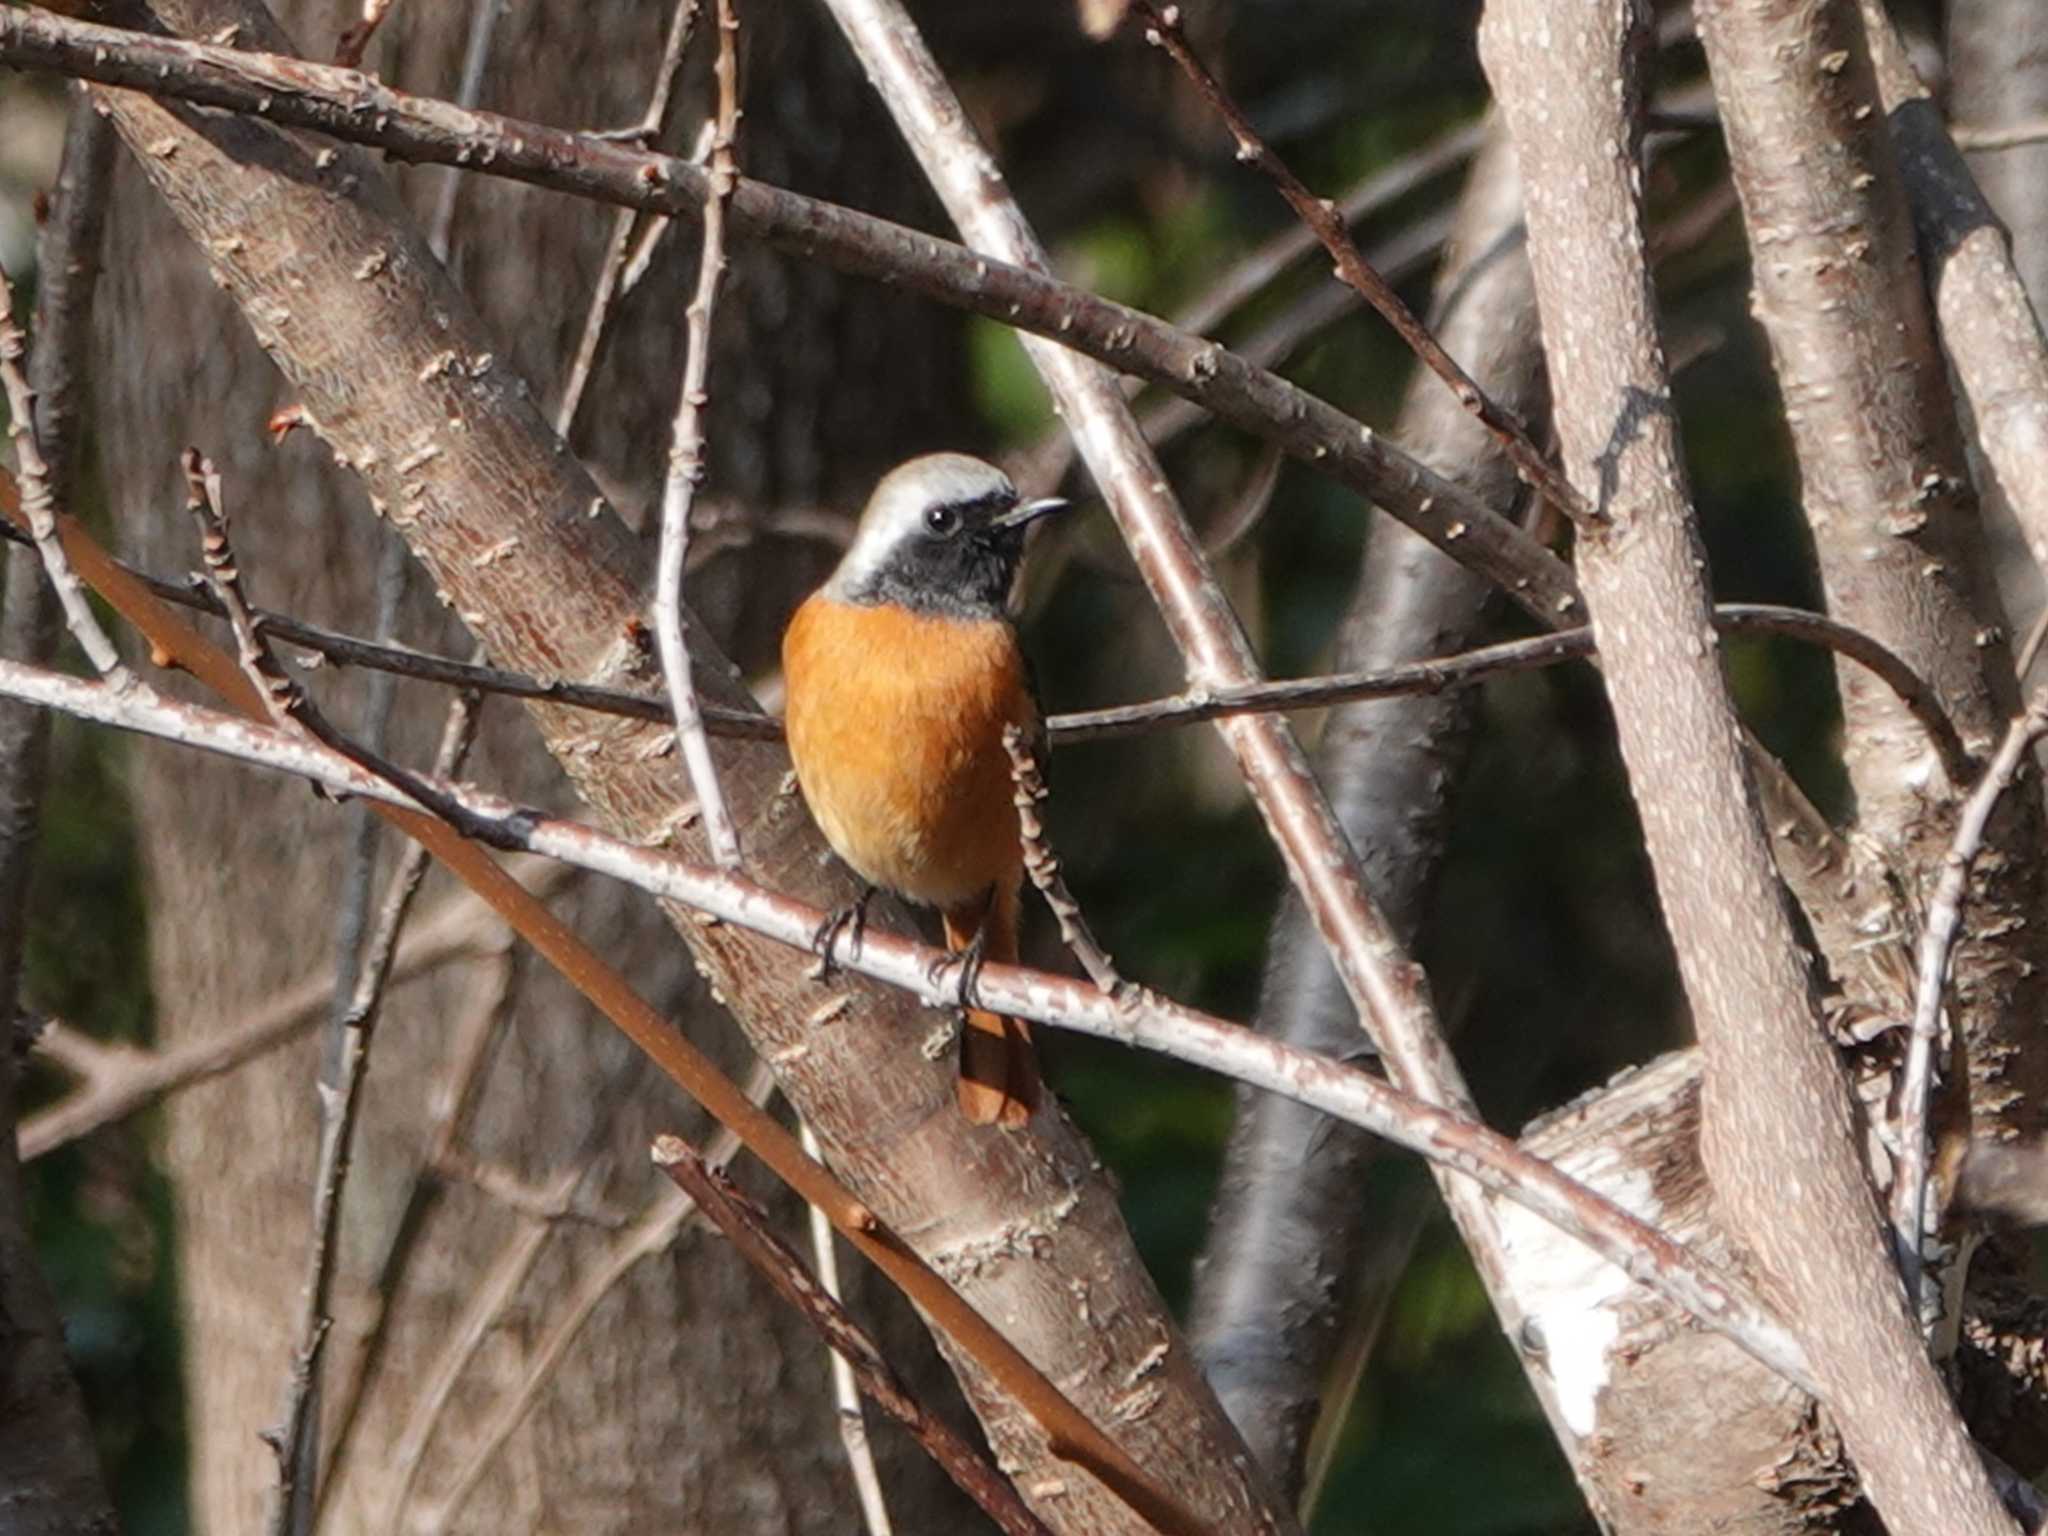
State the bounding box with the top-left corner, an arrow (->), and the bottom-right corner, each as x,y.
782,594 -> 1036,912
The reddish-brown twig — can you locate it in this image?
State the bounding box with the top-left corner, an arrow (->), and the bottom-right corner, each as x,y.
0,4 -> 1579,623
0,651 -> 1816,1391
1131,1 -> 1596,529
654,1134 -> 1060,1536
653,0 -> 742,870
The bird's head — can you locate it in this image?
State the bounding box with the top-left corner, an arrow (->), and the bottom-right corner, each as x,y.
824,452 -> 1068,619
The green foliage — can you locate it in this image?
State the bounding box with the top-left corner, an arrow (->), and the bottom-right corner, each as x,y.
19,718 -> 188,1535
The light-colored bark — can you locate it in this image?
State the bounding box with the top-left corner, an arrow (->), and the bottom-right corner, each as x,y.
1696,0 -> 2048,1156
1949,0 -> 2048,645
84,0 -> 1280,1531
1187,120 -> 1540,1500
1479,2 -> 2015,1532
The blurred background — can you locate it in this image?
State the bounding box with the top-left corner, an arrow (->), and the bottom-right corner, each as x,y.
5,0 -> 1969,1531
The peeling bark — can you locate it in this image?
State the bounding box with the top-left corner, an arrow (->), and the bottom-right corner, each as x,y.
1480,2 -> 2015,1530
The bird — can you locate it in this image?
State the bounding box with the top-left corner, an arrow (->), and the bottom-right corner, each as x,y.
781,452 -> 1069,1127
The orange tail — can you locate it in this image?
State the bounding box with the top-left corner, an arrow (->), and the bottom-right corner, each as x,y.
943,890 -> 1040,1128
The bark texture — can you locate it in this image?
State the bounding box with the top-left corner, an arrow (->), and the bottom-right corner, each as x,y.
85,0 -> 1282,1532
1695,0 -> 2048,1152
1949,0 -> 2048,644
92,1 -> 972,1528
1186,121 -> 1540,1500
1480,2 -> 2015,1531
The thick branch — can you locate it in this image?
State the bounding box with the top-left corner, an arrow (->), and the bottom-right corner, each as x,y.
18,0 -> 1275,1513
0,4 -> 1580,625
1481,3 -> 2014,1532
0,650 -> 1816,1391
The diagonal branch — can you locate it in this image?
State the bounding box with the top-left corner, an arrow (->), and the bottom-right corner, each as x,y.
1130,2 -> 1593,530
652,1134 -> 1056,1536
0,651 -> 1817,1392
0,4 -> 1580,625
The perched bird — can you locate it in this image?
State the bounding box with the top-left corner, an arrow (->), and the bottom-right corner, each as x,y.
781,453 -> 1068,1127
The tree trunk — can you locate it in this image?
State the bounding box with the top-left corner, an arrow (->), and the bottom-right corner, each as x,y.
91,0 -> 977,1528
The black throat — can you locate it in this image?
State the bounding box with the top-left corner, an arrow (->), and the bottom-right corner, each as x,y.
837,528 -> 1026,621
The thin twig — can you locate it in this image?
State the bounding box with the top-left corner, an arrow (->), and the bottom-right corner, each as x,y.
555,0 -> 703,437
28,95 -> 115,503
0,272 -> 130,686
0,513 -> 1962,762
1131,1 -> 1597,529
333,0 -> 395,69
315,953 -> 518,1525
329,0 -> 393,70
655,1134 -> 1059,1536
0,652 -> 1817,1392
653,0 -> 742,870
1001,724 -> 1125,995
1951,115 -> 2048,152
17,867 -> 526,1153
184,452 -> 361,1536
0,5 -> 1580,623
800,1119 -> 893,1536
1893,688 -> 2048,1319
420,1063 -> 771,1533
1171,118 -> 1486,338
187,453 -> 479,1534
0,94 -> 121,1536
423,0 -> 508,261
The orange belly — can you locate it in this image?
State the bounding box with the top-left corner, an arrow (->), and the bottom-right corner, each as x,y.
781,593 -> 1035,912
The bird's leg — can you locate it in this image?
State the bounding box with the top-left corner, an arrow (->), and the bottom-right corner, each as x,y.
928,896 -> 993,1012
811,883 -> 877,977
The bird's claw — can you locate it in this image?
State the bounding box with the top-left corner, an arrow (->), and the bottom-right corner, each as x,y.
811,885 -> 876,978
927,929 -> 989,1012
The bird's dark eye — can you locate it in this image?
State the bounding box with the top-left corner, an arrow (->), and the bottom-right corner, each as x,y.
923,503 -> 962,537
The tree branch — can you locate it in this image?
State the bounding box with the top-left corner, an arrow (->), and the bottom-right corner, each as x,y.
0,4 -> 1580,625
651,0 -> 740,870
0,91 -> 121,1536
1131,2 -> 1593,530
652,1134 -> 1056,1536
1482,2 -> 2014,1530
0,652 -> 1816,1392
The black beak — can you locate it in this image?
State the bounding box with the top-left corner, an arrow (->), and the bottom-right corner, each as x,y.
992,496 -> 1070,532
